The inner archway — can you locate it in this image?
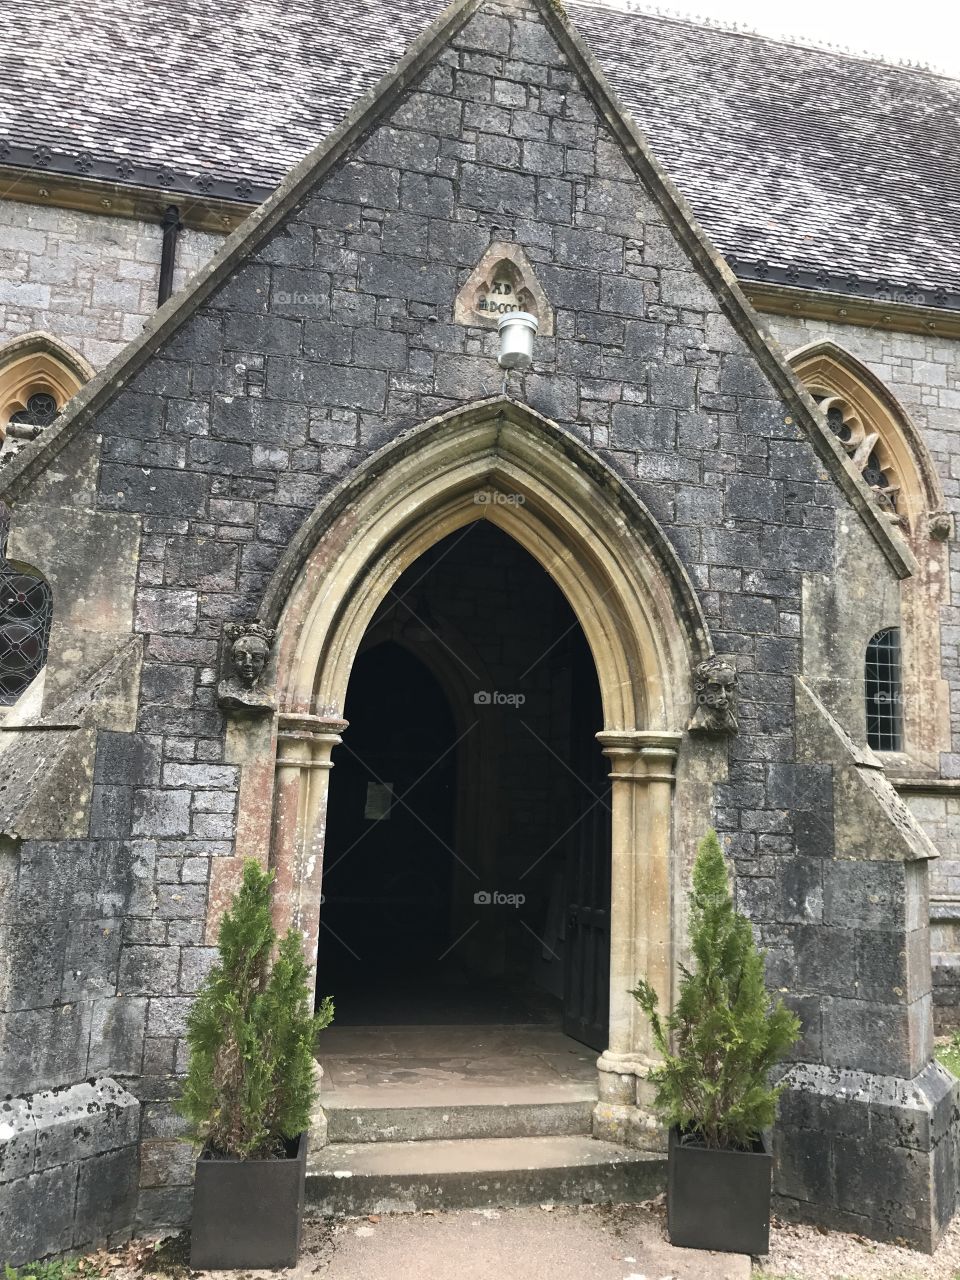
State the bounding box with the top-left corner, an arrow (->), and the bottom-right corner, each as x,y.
317,523 -> 611,1050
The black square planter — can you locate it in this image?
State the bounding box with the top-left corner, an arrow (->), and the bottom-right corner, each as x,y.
190,1131 -> 308,1269
667,1126 -> 772,1255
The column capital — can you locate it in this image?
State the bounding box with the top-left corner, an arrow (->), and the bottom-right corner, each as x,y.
596,730 -> 682,782
276,714 -> 348,768
277,712 -> 349,741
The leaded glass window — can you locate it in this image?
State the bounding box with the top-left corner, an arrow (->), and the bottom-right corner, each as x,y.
0,506 -> 53,705
8,392 -> 59,435
865,627 -> 903,751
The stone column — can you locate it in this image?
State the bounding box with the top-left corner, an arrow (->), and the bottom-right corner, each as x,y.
593,730 -> 682,1150
271,713 -> 347,980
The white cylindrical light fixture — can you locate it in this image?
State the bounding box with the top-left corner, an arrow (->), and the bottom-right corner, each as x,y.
497,311 -> 538,370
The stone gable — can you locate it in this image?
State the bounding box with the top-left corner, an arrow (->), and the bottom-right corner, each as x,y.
0,0 -> 953,1258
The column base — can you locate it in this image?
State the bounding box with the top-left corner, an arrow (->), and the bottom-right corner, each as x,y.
594,1052 -> 665,1151
774,1060 -> 959,1252
592,1102 -> 665,1151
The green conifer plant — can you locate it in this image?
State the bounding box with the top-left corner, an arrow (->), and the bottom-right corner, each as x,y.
178,859 -> 334,1160
632,830 -> 800,1150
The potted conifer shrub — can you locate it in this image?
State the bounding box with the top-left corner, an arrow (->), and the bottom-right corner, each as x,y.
179,859 -> 334,1269
632,830 -> 799,1256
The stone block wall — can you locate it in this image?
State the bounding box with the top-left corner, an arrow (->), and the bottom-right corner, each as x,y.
0,200 -> 222,367
0,1079 -> 139,1265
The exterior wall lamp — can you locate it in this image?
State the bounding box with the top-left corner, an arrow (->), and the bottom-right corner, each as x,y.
497,311 -> 539,370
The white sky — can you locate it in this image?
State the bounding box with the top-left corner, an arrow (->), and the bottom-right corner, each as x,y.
593,0 -> 960,77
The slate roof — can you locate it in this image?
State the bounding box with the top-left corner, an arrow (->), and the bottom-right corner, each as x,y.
2,0 -> 960,306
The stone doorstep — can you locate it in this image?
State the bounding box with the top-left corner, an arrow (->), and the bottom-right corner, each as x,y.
323,1091 -> 597,1143
306,1134 -> 665,1217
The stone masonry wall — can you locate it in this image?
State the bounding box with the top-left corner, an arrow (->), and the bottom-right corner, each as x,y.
0,1079 -> 139,1264
0,0 -> 953,1252
766,313 -> 960,1024
0,200 -> 223,367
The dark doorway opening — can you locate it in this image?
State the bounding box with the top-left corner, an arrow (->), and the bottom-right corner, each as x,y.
317,522 -> 610,1051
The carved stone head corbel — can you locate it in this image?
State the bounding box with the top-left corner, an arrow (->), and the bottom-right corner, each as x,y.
688,655 -> 739,735
929,510 -> 953,542
217,621 -> 276,710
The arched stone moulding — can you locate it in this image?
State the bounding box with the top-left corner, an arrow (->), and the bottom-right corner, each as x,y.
0,332 -> 94,430
790,341 -> 950,770
790,339 -> 943,532
254,396 -> 713,1144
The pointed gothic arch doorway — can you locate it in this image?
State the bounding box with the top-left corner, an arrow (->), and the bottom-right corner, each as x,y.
253,398 -> 711,1135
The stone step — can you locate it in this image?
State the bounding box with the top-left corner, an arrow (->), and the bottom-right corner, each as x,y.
324,1092 -> 597,1143
306,1134 -> 665,1216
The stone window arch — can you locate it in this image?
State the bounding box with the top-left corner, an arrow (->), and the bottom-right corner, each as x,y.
790,340 -> 943,535
790,341 -> 950,768
0,332 -> 94,465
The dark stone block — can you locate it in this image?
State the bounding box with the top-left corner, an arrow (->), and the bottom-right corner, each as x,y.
523,373 -> 578,423
324,159 -> 402,210
0,921 -> 67,1010
721,593 -> 778,634
726,474 -> 784,522
380,211 -> 429,257
212,395 -> 309,447
822,996 -> 917,1077
31,1078 -> 139,1170
100,465 -> 208,518
61,918 -> 122,1000
458,11 -> 511,53
553,227 -> 622,272
353,328 -> 408,371
823,860 -> 908,930
760,524 -> 836,573
97,392 -> 164,441
75,1145 -> 139,1247
774,1124 -> 834,1204
255,222 -> 314,267
720,354 -> 773,398
359,254 -> 455,305
266,357 -> 387,410
118,945 -> 181,997
795,924 -> 857,996
136,1185 -> 193,1231
0,1004 -> 87,1094
224,312 -> 303,354
87,998 -> 148,1074
459,164 -> 536,216
835,1135 -> 931,1233
209,265 -> 271,315
162,538 -> 239,591
132,789 -> 191,838
399,172 -> 456,217
391,92 -> 464,135
537,177 -> 573,222
0,1163 -> 77,1264
598,274 -> 647,316
610,405 -> 675,451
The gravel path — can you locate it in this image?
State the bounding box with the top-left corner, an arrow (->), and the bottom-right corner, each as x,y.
761,1210 -> 960,1280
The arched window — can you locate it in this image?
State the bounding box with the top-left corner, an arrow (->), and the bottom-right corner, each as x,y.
791,341 -> 943,534
865,627 -> 903,752
0,332 -> 93,467
792,341 -> 950,769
